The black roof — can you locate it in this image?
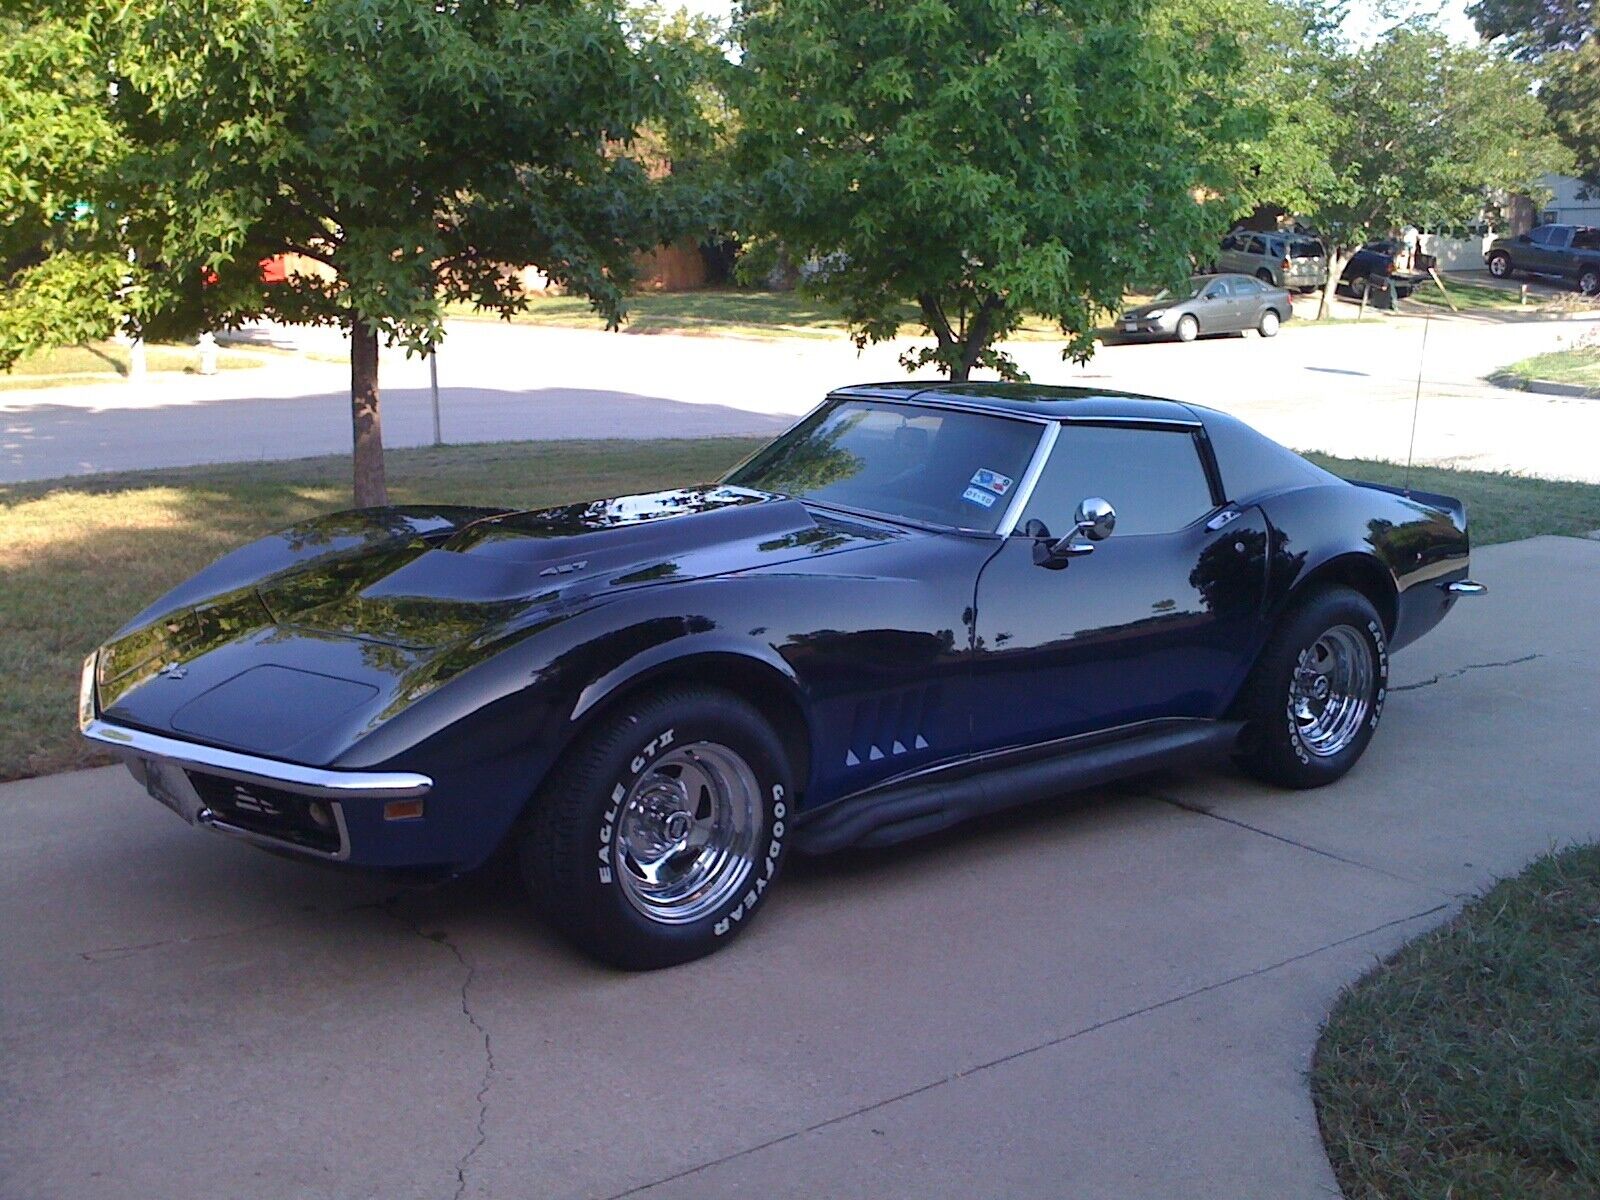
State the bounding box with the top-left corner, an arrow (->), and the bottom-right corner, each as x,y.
829,381 -> 1202,424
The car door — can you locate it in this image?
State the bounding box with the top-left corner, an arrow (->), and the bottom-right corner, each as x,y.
1245,235 -> 1271,282
1217,232 -> 1246,274
1197,277 -> 1238,331
1521,225 -> 1558,273
969,421 -> 1269,752
1230,275 -> 1267,325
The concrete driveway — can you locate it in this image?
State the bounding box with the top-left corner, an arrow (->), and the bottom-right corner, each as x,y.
4,306 -> 1600,483
3,535 -> 1598,1200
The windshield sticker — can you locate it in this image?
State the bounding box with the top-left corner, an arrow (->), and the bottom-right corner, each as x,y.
961,486 -> 997,509
970,468 -> 1014,496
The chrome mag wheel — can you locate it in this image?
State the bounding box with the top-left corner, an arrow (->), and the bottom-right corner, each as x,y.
1287,624 -> 1374,757
614,741 -> 762,925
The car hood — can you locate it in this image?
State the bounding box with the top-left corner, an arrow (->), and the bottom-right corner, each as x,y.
92,486 -> 896,757
1122,297 -> 1192,319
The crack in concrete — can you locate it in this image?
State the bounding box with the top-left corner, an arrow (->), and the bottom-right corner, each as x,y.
78,894 -> 402,962
1390,652 -> 1541,692
603,903 -> 1449,1199
383,904 -> 495,1200
1147,791 -> 1441,893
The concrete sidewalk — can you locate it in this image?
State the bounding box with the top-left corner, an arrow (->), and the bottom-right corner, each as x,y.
3,536 -> 1597,1200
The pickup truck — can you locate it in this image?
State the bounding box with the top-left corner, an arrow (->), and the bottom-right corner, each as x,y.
1485,224 -> 1600,295
1340,240 -> 1428,299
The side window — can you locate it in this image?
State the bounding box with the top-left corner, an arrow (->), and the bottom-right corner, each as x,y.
1220,233 -> 1240,251
1235,277 -> 1264,294
1529,226 -> 1553,246
1246,236 -> 1267,255
1019,425 -> 1217,538
1202,279 -> 1231,298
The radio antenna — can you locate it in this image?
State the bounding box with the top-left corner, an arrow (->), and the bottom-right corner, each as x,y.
1403,312 -> 1430,496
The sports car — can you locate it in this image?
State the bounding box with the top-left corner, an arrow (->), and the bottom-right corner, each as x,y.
81,382 -> 1483,968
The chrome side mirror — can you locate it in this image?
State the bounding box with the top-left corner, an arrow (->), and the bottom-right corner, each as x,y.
1075,496 -> 1116,541
1027,497 -> 1117,569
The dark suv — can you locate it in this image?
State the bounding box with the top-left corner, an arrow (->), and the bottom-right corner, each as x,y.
1485,224 -> 1600,295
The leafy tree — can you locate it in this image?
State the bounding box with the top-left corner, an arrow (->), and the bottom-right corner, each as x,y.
1471,0 -> 1597,185
0,8 -> 126,366
1543,38 -> 1600,185
34,0 -> 691,506
733,0 -> 1259,381
1467,0 -> 1593,59
1302,25 -> 1571,317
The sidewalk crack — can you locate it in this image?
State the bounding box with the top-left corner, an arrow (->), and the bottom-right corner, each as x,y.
602,903 -> 1448,1198
1391,652 -> 1541,692
383,904 -> 495,1200
1147,791 -> 1440,893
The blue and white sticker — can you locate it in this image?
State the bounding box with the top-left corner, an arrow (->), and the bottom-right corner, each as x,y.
961,485 -> 997,509
970,468 -> 1015,496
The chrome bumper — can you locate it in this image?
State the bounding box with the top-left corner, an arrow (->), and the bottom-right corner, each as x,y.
79,653 -> 431,861
80,718 -> 433,799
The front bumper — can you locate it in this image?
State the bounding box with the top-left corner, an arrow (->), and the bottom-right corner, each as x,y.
80,654 -> 432,863
1117,313 -> 1179,338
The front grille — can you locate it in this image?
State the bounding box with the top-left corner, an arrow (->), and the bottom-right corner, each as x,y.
185,772 -> 343,854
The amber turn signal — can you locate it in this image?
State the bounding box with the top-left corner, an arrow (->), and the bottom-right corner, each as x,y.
383,799 -> 426,822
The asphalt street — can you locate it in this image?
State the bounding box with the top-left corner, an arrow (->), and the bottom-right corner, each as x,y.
4,302 -> 1599,483
4,534 -> 1598,1199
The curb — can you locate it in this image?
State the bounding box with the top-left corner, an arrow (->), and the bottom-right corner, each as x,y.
1486,372 -> 1600,399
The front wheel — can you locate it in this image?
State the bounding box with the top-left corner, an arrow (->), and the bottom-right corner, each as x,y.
1487,251 -> 1513,279
519,687 -> 793,969
1258,309 -> 1281,338
1176,314 -> 1199,343
1234,587 -> 1388,789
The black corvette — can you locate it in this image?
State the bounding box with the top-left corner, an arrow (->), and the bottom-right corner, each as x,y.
81,382 -> 1483,967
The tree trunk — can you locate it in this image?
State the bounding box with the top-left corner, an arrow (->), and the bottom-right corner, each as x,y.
1317,247 -> 1351,321
947,358 -> 971,382
350,321 -> 389,507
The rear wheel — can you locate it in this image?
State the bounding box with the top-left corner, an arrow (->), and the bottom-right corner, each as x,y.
1255,268 -> 1275,285
1487,251 -> 1513,279
1235,587 -> 1388,789
1349,274 -> 1370,300
1176,314 -> 1199,343
1579,267 -> 1599,296
519,687 -> 793,969
1258,309 -> 1281,338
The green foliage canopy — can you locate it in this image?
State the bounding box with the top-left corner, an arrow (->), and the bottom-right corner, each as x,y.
734,0 -> 1260,381
1300,24 -> 1572,315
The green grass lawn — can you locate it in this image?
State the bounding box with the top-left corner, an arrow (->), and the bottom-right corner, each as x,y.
3,439 -> 1598,782
1406,276 -> 1598,315
0,340 -> 269,391
1314,843 -> 1600,1199
450,289 -> 1105,342
1491,343 -> 1600,394
1305,453 -> 1600,546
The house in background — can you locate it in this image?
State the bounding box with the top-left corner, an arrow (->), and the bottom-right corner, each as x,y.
1535,174 -> 1600,226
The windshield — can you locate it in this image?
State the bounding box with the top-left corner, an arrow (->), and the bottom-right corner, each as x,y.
1150,277 -> 1210,302
725,399 -> 1042,533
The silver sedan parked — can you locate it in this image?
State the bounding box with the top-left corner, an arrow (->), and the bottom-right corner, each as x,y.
1118,273 -> 1291,344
